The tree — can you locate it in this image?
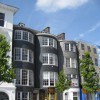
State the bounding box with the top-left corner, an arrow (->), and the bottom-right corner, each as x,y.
0,34 -> 15,83
56,70 -> 71,93
80,52 -> 99,100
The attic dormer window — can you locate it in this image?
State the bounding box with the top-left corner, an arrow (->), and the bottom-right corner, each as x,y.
0,13 -> 5,27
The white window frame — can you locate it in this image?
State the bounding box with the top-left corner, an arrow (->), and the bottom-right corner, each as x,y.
42,37 -> 57,48
42,53 -> 57,65
16,69 -> 34,86
71,58 -> 76,68
66,58 -> 76,68
43,72 -> 58,87
17,92 -> 33,100
65,43 -> 76,52
14,47 -> 21,61
14,48 -> 33,63
14,30 -> 34,43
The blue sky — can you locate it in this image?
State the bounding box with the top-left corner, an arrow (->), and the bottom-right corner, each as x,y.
0,0 -> 100,45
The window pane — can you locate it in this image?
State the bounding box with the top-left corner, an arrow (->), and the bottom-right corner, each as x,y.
22,92 -> 28,100
54,39 -> 57,48
87,46 -> 91,52
15,30 -> 21,40
29,70 -> 33,85
49,38 -> 53,47
93,48 -> 97,54
22,70 -> 28,85
73,92 -> 78,100
71,44 -> 76,52
55,73 -> 58,83
81,44 -> 84,50
23,31 -> 28,40
95,58 -> 98,66
42,37 -> 48,45
17,92 -> 20,100
67,74 -> 71,80
49,54 -> 54,64
50,72 -> 54,86
43,54 -> 48,64
66,58 -> 70,67
29,33 -> 33,43
29,92 -> 33,100
29,50 -> 33,63
73,97 -> 77,100
14,48 -> 21,60
71,58 -> 76,68
0,13 -> 4,26
43,72 -> 49,86
16,69 -> 20,84
22,49 -> 28,61
65,44 -> 69,51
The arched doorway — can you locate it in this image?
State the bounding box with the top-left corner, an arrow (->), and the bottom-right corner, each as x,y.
0,92 -> 9,100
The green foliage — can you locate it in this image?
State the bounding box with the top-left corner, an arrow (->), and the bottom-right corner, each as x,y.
56,70 -> 71,93
80,52 -> 99,93
0,34 -> 15,82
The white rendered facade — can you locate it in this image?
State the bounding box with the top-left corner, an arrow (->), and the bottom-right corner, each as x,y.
0,3 -> 18,100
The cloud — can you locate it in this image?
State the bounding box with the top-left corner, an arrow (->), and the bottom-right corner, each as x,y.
74,22 -> 100,40
79,34 -> 84,37
88,23 -> 100,33
36,0 -> 88,12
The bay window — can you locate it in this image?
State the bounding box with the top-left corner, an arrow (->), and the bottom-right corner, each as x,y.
17,92 -> 33,100
42,53 -> 58,65
14,30 -> 34,43
14,48 -> 34,63
16,69 -> 34,86
43,72 -> 58,87
42,37 -> 57,48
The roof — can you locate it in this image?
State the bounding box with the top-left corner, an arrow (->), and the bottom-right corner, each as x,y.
0,2 -> 18,14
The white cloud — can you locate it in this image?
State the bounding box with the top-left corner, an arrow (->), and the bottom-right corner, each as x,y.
79,34 -> 84,37
74,22 -> 100,40
88,23 -> 100,33
36,0 -> 88,12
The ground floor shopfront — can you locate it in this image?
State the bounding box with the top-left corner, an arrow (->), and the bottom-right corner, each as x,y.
63,88 -> 80,100
33,87 -> 57,100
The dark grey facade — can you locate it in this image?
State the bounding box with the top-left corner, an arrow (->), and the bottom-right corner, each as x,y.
13,24 -> 59,100
13,24 -> 36,100
57,34 -> 80,100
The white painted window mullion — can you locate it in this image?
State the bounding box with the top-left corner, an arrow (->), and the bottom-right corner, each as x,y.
20,69 -> 22,85
48,38 -> 49,46
49,72 -> 50,86
20,92 -> 22,100
28,50 -> 29,62
20,48 -> 21,61
27,70 -> 29,86
48,53 -> 49,64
